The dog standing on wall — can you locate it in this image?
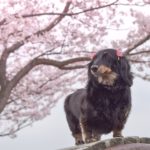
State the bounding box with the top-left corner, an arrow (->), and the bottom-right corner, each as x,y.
64,49 -> 133,145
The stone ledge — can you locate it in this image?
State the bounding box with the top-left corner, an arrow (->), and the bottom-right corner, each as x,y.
61,136 -> 150,150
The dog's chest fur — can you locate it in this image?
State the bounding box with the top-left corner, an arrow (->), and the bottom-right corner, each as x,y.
82,85 -> 130,133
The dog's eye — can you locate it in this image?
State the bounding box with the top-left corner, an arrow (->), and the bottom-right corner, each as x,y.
91,65 -> 98,73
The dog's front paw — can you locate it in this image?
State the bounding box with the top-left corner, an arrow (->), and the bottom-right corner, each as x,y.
113,130 -> 123,138
75,140 -> 84,145
85,137 -> 99,143
85,137 -> 93,143
74,133 -> 84,145
91,137 -> 99,142
114,134 -> 123,138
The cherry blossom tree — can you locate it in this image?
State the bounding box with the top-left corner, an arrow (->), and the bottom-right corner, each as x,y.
0,0 -> 150,137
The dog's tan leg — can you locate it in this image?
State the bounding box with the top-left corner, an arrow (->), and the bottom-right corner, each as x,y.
113,129 -> 123,137
80,118 -> 92,143
73,133 -> 84,145
92,129 -> 101,142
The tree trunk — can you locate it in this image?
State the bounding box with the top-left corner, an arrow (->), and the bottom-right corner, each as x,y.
0,85 -> 13,113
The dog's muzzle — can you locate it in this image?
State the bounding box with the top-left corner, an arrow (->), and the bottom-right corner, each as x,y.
91,65 -> 112,76
91,65 -> 118,85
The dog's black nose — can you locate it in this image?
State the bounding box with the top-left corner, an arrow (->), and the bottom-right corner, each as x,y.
91,65 -> 98,73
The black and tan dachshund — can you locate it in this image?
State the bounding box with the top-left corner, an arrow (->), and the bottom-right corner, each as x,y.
64,49 -> 133,145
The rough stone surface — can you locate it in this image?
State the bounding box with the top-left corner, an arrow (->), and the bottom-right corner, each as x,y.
123,136 -> 140,144
61,137 -> 150,150
140,137 -> 150,144
105,143 -> 150,150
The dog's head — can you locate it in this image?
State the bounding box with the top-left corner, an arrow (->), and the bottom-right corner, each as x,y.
88,49 -> 133,87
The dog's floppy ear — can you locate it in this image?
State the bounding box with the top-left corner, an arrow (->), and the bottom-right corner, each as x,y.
87,60 -> 93,78
118,58 -> 133,86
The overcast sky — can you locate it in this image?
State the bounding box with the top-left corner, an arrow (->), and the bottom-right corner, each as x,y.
0,77 -> 150,150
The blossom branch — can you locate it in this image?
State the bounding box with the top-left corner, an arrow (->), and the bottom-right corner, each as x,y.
0,2 -> 72,114
0,19 -> 6,26
129,50 -> 150,56
133,73 -> 150,81
124,34 -> 150,55
61,65 -> 87,70
3,1 -> 71,55
115,2 -> 149,7
35,1 -> 71,35
21,0 -> 119,18
129,59 -> 150,63
0,120 -> 32,137
9,56 -> 91,90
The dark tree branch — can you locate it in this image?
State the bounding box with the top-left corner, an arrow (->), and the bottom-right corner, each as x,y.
0,51 -> 9,88
6,41 -> 25,53
124,34 -> 150,55
133,73 -> 150,81
20,0 -> 119,18
0,120 -> 32,137
38,72 -> 68,89
129,59 -> 150,63
9,56 -> 91,89
129,50 -> 150,56
115,3 -> 149,7
61,65 -> 87,70
35,1 -> 71,35
0,19 -> 6,26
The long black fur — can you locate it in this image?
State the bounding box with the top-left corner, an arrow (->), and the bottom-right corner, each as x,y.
64,49 -> 133,145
